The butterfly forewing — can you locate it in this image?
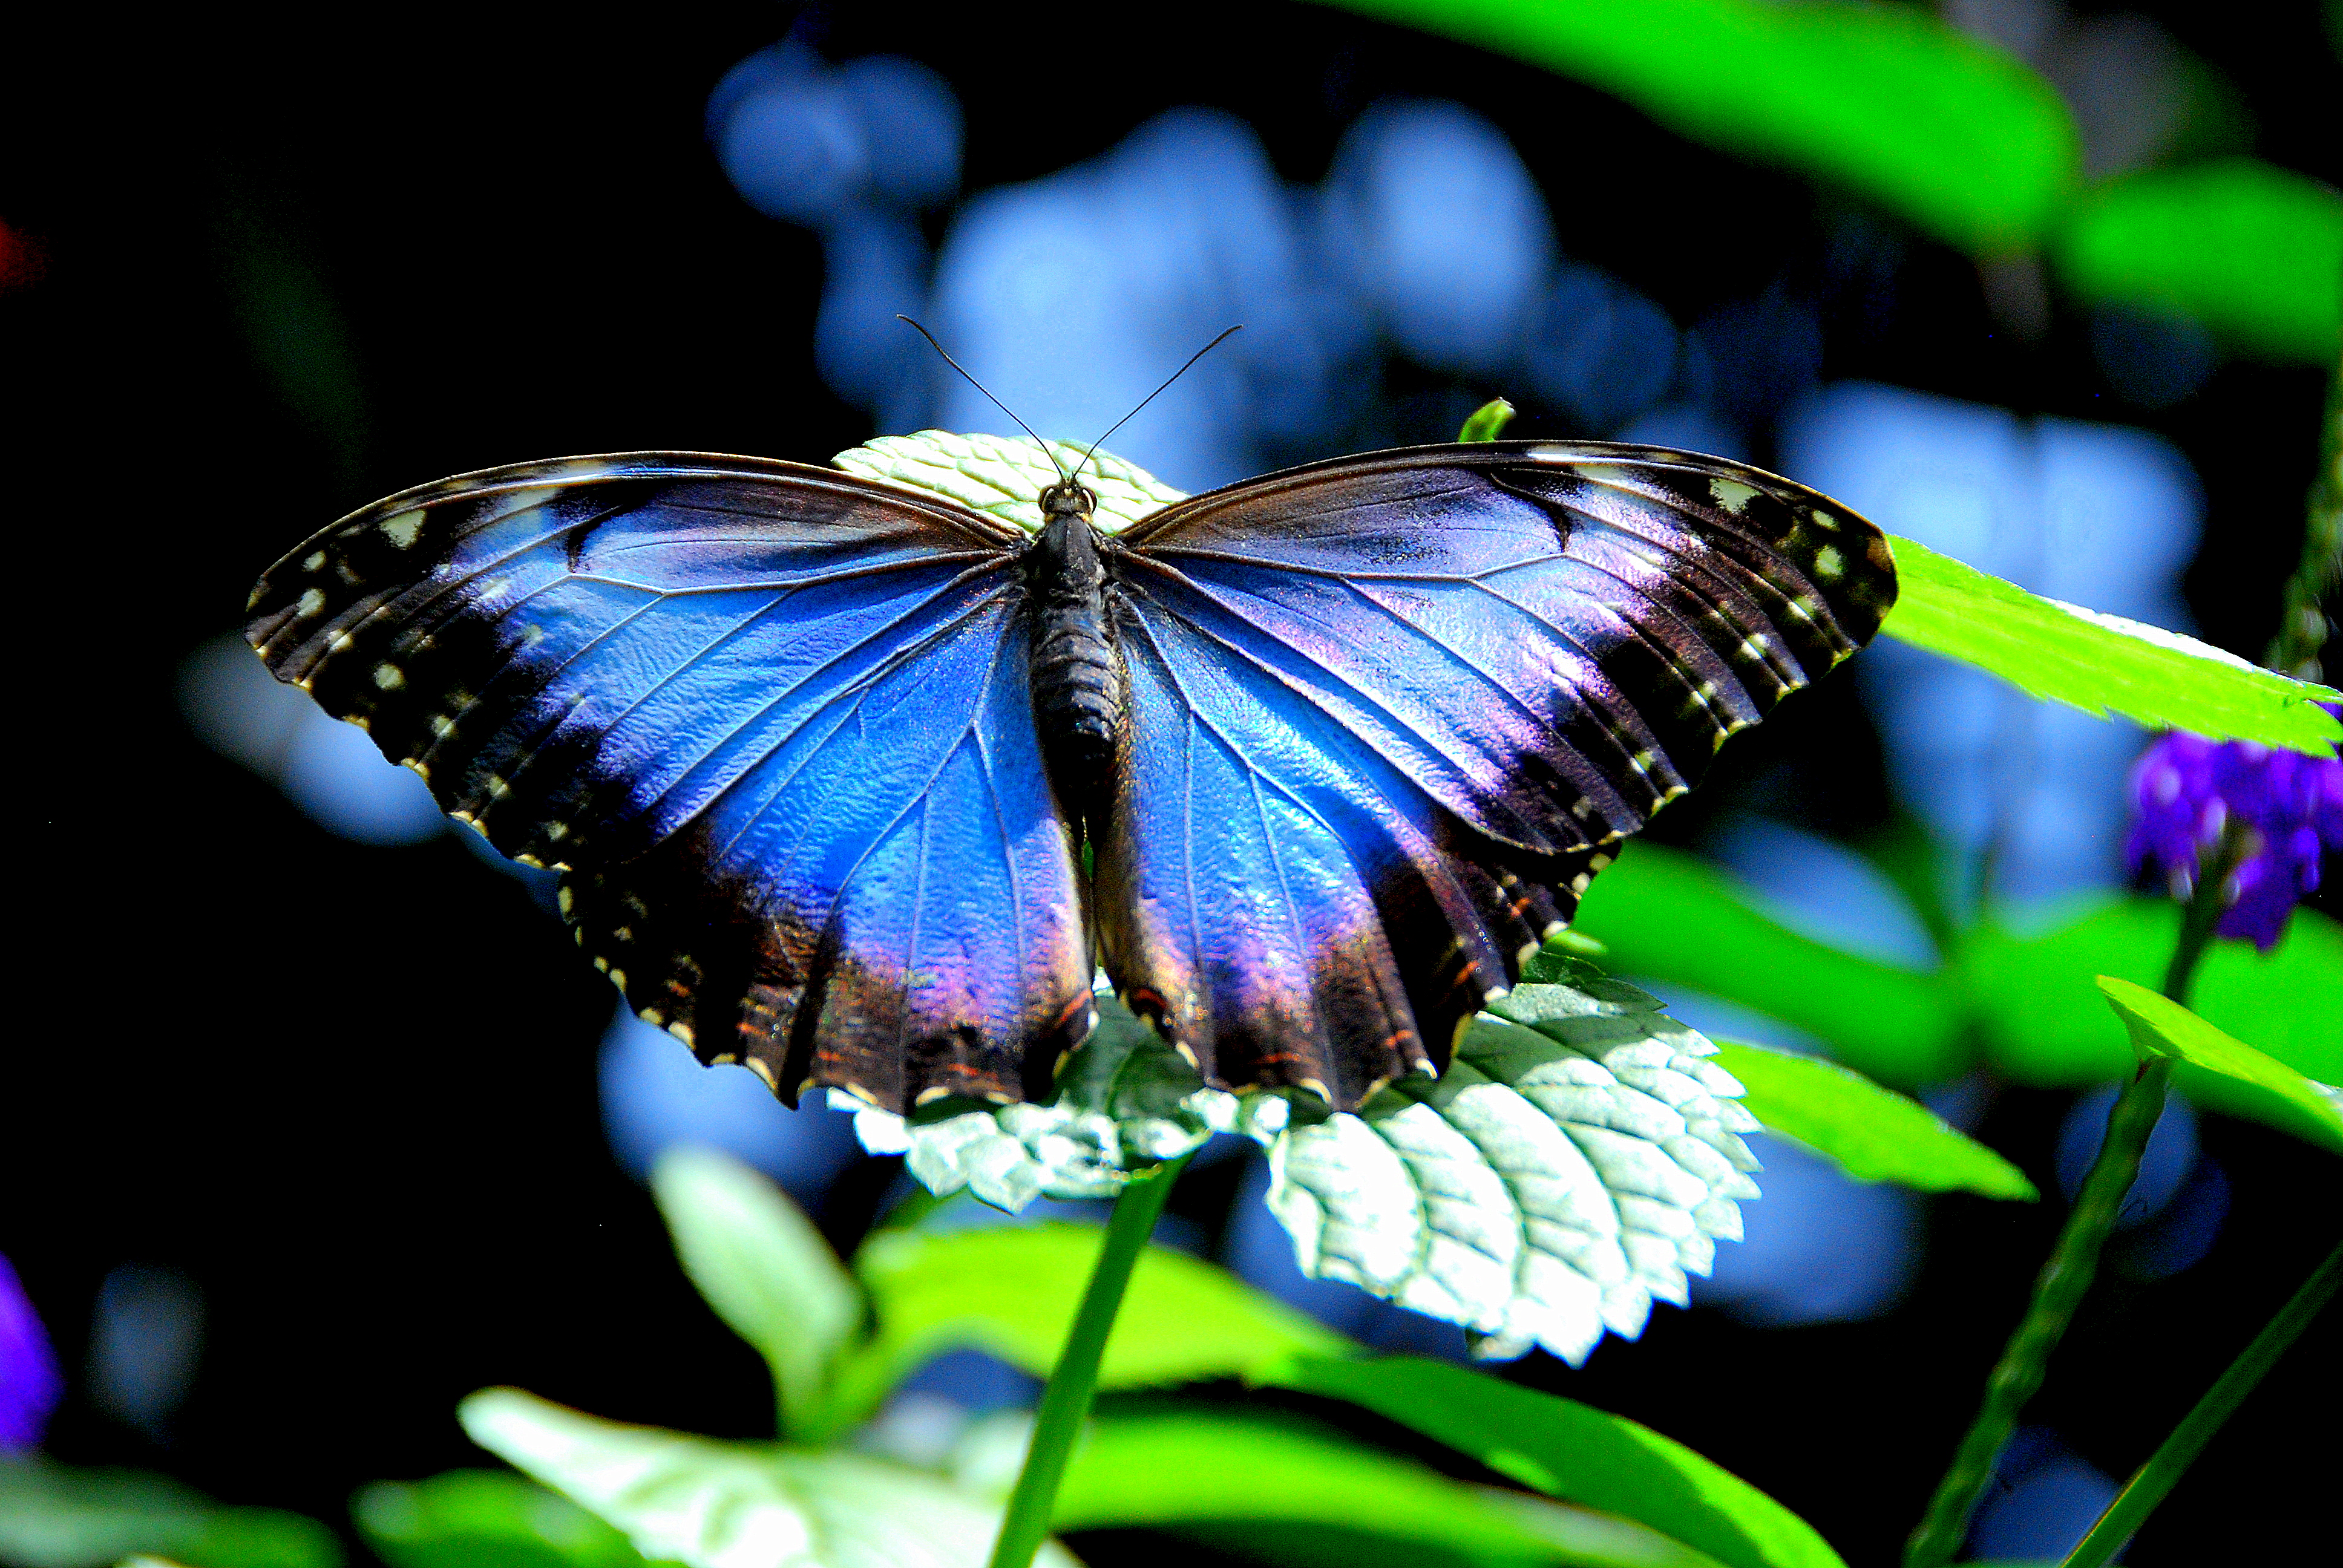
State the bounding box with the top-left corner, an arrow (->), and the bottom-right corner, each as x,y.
247,454 -> 1096,1109
1100,440 -> 1893,1102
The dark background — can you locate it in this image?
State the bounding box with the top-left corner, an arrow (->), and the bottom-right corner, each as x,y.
3,4 -> 2336,1563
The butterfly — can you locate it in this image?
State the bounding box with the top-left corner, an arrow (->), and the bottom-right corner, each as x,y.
246,437 -> 1895,1114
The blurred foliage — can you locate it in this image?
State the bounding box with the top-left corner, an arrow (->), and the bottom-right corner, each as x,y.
1025,1409 -> 1727,1567
816,1223 -> 1342,1439
1709,1042 -> 2036,1201
650,1148 -> 860,1439
1881,534 -> 2343,757
0,1460 -> 339,1568
2053,162 -> 2343,362
1316,0 -> 2077,253
1323,0 -> 2342,361
2098,978 -> 2343,1158
1254,1356 -> 1841,1568
1578,838 -> 2343,1162
351,1472 -> 644,1568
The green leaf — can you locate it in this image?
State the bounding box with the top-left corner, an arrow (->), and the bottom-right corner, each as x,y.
351,1472 -> 645,1568
0,1460 -> 341,1568
457,1389 -> 1078,1568
1571,841 -> 1968,1088
952,1410 -> 1727,1568
832,431 -> 1184,535
2051,160 -> 2343,363
840,1001 -> 1248,1211
1458,397 -> 1518,442
813,1224 -> 1348,1439
1265,959 -> 1762,1364
1878,534 -> 2343,756
1313,0 -> 2078,252
649,1148 -> 861,1438
2096,978 -> 2343,1158
1956,900 -> 2343,1123
1708,1042 -> 2036,1200
1255,1356 -> 1842,1568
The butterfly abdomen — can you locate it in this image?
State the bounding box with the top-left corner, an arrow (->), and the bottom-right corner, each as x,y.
1027,509 -> 1124,811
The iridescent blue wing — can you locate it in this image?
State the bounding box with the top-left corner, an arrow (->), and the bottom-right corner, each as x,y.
1101,440 -> 1896,1106
247,454 -> 1094,1111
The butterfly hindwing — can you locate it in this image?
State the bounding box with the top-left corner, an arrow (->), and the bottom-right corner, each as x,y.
247,454 -> 1095,1109
1100,440 -> 1893,1102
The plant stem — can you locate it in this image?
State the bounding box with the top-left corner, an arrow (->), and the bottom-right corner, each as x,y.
2059,1236 -> 2342,1568
986,1152 -> 1192,1568
1904,838 -> 2248,1568
1902,1057 -> 2172,1568
2264,348 -> 2341,682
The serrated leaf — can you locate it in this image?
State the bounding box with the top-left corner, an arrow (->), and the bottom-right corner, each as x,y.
456,1390 -> 1078,1568
841,999 -> 1253,1212
1571,840 -> 1967,1088
1255,1356 -> 1843,1568
2096,978 -> 2343,1158
952,1409 -> 1728,1568
351,1471 -> 645,1568
1266,961 -> 1763,1365
1316,0 -> 2078,253
649,1149 -> 860,1437
831,431 -> 1185,535
2051,160 -> 2343,363
809,1224 -> 1347,1440
0,1459 -> 340,1568
1709,1042 -> 2036,1201
1879,534 -> 2343,756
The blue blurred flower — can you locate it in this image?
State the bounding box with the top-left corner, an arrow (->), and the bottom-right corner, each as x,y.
1,1252 -> 62,1452
2126,713 -> 2343,950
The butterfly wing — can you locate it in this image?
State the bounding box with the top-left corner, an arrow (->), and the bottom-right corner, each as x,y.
247,454 -> 1095,1111
1101,440 -> 1896,1107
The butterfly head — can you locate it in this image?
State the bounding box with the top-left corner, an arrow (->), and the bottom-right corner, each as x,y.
1037,481 -> 1098,522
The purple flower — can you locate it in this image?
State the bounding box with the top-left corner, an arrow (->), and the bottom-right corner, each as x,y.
2126,709 -> 2343,951
1,1252 -> 63,1451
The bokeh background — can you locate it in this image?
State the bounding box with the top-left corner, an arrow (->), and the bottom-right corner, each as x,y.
4,3 -> 2338,1564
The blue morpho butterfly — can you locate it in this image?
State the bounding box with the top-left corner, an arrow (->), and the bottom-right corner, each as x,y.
246,378 -> 1895,1116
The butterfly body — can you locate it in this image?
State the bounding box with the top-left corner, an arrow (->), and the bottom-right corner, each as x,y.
1024,483 -> 1123,818
247,439 -> 1894,1116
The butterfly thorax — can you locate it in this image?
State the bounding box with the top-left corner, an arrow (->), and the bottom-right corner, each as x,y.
1026,483 -> 1123,822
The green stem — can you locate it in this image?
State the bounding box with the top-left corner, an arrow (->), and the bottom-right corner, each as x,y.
2060,1237 -> 2343,1568
1902,1057 -> 2173,1568
986,1152 -> 1192,1568
1904,833 -> 2249,1568
2264,348 -> 2341,682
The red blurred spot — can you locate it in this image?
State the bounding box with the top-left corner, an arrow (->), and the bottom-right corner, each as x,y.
0,221 -> 47,294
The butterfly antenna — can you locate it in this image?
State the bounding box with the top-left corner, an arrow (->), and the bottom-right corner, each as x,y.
1070,325 -> 1244,487
896,316 -> 1070,483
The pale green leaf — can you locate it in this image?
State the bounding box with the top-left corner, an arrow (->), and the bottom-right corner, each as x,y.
839,1001 -> 1249,1211
0,1459 -> 339,1568
649,1149 -> 860,1437
1314,0 -> 2078,252
1709,1042 -> 2036,1201
951,1410 -> 1727,1568
1256,1356 -> 1843,1568
2096,978 -> 2343,1158
352,1471 -> 644,1568
1266,959 -> 1761,1365
811,1224 -> 1347,1440
2051,160 -> 2343,362
831,431 -> 1183,535
456,1390 -> 1078,1568
1878,534 -> 2343,756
